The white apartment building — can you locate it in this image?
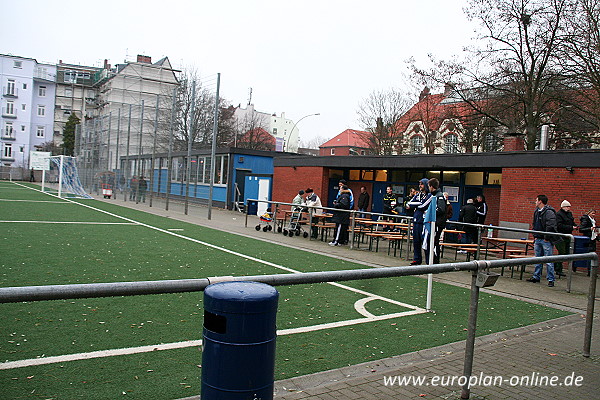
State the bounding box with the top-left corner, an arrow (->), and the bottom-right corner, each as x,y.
80,55 -> 179,172
1,54 -> 56,168
233,104 -> 300,152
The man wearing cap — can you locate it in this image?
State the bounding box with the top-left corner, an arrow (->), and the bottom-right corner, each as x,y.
555,200 -> 575,277
407,178 -> 431,265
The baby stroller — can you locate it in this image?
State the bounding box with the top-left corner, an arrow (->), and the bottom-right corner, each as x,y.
282,207 -> 309,238
255,208 -> 274,232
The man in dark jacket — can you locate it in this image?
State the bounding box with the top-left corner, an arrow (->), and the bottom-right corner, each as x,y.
554,200 -> 575,277
527,194 -> 558,287
459,198 -> 478,244
407,178 -> 431,265
329,185 -> 351,246
357,186 -> 370,217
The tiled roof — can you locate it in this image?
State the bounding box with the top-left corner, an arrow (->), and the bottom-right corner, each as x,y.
320,129 -> 371,148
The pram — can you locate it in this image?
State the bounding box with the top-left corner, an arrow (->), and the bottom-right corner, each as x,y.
255,208 -> 274,232
282,207 -> 309,238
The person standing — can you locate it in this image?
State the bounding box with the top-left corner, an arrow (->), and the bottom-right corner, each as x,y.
579,209 -> 598,252
304,188 -> 322,239
337,179 -> 354,209
357,186 -> 370,217
475,194 -> 487,225
422,178 -> 447,264
554,200 -> 575,277
329,185 -> 351,246
382,186 -> 398,228
404,187 -> 417,218
407,178 -> 431,265
459,198 -> 478,244
138,176 -> 148,203
129,176 -> 138,201
527,195 -> 558,287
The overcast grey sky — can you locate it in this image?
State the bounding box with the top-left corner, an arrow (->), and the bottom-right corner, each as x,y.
2,0 -> 476,144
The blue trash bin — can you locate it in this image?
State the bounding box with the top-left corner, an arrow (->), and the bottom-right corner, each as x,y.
247,200 -> 258,216
201,281 -> 279,400
572,236 -> 591,272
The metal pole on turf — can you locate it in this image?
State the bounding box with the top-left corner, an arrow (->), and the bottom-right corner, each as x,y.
460,265 -> 481,400
426,219 -> 435,311
114,108 -> 121,200
207,73 -> 220,220
136,100 -> 144,204
184,83 -> 196,215
58,155 -> 64,198
149,94 -> 159,207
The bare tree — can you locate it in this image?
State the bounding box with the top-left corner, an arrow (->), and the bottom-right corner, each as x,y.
356,89 -> 411,155
552,0 -> 600,146
413,0 -> 571,150
234,108 -> 273,151
299,135 -> 328,150
157,70 -> 234,151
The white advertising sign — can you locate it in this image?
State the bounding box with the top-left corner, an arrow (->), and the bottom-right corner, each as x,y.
30,151 -> 52,171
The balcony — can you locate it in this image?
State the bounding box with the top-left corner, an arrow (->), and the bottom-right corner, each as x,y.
3,86 -> 18,97
1,128 -> 15,140
34,69 -> 56,82
2,108 -> 17,118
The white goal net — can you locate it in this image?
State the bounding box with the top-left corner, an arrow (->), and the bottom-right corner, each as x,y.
50,156 -> 93,199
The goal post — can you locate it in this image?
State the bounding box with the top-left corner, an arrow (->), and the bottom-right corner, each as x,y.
50,155 -> 92,199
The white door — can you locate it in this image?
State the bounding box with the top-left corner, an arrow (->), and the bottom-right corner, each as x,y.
257,178 -> 270,216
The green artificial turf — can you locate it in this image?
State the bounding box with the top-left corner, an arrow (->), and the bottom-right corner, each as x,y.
0,183 -> 571,399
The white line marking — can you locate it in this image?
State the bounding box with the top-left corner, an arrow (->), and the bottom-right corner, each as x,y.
0,308 -> 427,370
0,199 -> 68,203
0,221 -> 139,225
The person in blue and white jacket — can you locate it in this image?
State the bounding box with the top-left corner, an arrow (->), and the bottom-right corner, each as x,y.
407,178 -> 431,265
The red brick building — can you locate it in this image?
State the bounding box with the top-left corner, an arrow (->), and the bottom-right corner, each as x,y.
319,129 -> 372,156
272,148 -> 600,238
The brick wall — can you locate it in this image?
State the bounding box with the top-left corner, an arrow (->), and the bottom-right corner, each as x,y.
500,167 -> 600,228
483,187 -> 501,226
273,166 -> 328,205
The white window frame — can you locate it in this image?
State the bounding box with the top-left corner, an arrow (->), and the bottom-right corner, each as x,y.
22,104 -> 26,111
330,148 -> 335,155
37,126 -> 45,138
39,86 -> 47,97
37,105 -> 46,117
6,79 -> 16,96
4,122 -> 13,138
444,134 -> 459,153
3,143 -> 12,158
13,61 -> 22,69
410,136 -> 424,154
5,101 -> 15,115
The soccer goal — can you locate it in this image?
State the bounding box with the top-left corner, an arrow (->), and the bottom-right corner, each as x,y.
49,155 -> 93,199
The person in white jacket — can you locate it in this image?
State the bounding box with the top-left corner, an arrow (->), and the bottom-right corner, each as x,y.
305,188 -> 322,239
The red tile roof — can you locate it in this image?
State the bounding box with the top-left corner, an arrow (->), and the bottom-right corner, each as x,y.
320,129 -> 371,148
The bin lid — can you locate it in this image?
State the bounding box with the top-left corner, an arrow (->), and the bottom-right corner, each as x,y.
204,281 -> 279,314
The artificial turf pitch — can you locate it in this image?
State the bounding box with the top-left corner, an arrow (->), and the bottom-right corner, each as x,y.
0,182 -> 570,399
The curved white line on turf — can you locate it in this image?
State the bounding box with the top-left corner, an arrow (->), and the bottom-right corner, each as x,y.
354,297 -> 377,318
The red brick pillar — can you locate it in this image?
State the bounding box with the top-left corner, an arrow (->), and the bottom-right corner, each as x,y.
503,134 -> 525,151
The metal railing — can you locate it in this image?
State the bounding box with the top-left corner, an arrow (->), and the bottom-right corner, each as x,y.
0,253 -> 597,400
245,199 -> 590,292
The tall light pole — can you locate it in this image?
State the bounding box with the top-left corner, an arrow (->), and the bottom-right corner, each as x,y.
285,112 -> 320,152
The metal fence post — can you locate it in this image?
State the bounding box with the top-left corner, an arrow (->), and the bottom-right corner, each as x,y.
461,261 -> 483,399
